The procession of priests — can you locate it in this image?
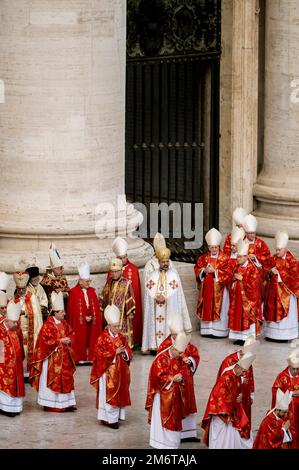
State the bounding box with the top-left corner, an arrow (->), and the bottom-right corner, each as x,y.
0,207 -> 299,451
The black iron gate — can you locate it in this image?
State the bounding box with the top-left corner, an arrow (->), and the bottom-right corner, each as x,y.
125,0 -> 221,262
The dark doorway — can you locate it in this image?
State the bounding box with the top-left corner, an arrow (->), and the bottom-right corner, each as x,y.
125,0 -> 221,262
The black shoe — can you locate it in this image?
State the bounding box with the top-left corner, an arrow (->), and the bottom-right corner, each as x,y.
64,406 -> 77,412
0,410 -> 19,418
181,437 -> 201,443
265,337 -> 288,343
101,420 -> 119,429
24,376 -> 30,384
109,422 -> 119,429
150,350 -> 157,356
233,340 -> 244,346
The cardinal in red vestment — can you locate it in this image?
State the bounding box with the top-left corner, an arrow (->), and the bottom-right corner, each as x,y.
194,228 -> 232,337
66,262 -> 102,364
0,301 -> 25,416
243,215 -> 271,298
223,208 -> 247,256
30,292 -> 76,412
226,226 -> 246,270
157,314 -> 200,442
90,304 -> 132,429
202,351 -> 256,449
216,335 -> 257,435
108,237 -> 143,346
228,239 -> 263,343
254,389 -> 292,449
100,258 -> 135,349
263,231 -> 299,340
146,331 -> 191,449
271,347 -> 299,448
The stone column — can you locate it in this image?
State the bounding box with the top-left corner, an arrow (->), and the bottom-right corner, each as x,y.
0,0 -> 152,272
253,0 -> 299,240
219,0 -> 259,233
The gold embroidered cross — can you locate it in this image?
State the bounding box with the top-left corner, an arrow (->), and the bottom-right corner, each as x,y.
169,280 -> 178,290
146,280 -> 155,289
156,331 -> 164,339
156,315 -> 164,324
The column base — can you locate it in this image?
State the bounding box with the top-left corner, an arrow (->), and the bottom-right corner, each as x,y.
0,203 -> 154,273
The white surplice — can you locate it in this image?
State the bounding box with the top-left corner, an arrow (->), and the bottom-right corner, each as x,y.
209,416 -> 253,449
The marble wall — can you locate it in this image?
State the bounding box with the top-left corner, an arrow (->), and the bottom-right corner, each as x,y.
0,0 -> 152,273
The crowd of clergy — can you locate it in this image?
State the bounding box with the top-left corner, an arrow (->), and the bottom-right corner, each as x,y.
0,206 -> 299,450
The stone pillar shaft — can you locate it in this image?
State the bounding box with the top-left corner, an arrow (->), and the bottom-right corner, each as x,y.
0,0 -> 152,272
253,0 -> 299,238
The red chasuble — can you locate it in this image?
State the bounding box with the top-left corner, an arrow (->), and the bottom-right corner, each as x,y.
228,261 -> 262,335
90,328 -> 132,408
202,369 -> 250,446
217,351 -> 254,434
223,234 -> 232,257
145,349 -> 189,432
157,335 -> 199,417
248,237 -> 271,268
264,251 -> 299,323
29,316 -> 76,394
66,284 -> 102,362
272,367 -> 299,449
106,260 -> 143,346
0,319 -> 25,398
194,250 -> 232,322
253,410 -> 291,449
248,237 -> 271,298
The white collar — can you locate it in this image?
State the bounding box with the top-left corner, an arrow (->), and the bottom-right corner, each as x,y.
53,317 -> 61,325
288,368 -> 299,378
240,260 -> 249,267
108,328 -> 118,338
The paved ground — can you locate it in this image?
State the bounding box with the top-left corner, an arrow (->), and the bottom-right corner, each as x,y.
0,332 -> 293,449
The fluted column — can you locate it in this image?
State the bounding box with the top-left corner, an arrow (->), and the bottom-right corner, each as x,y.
219,0 -> 259,233
253,0 -> 299,238
0,0 -> 152,272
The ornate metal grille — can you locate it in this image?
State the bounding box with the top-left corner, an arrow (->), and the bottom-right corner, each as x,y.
125,0 -> 221,262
